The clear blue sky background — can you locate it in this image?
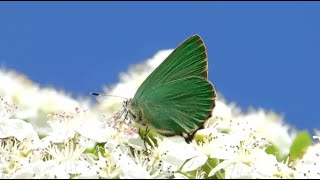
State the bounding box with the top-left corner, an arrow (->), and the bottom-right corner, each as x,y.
1,2 -> 319,132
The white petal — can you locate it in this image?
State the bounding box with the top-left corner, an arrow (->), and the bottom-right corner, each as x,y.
59,160 -> 91,174
0,118 -> 38,141
160,136 -> 199,170
208,160 -> 233,177
174,173 -> 189,179
225,162 -> 253,179
182,154 -> 208,172
75,119 -> 109,142
118,158 -> 151,179
11,169 -> 36,179
12,160 -> 70,179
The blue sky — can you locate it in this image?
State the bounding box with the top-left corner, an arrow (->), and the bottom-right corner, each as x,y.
1,2 -> 319,131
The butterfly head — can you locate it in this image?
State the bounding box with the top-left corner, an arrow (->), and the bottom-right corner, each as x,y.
123,98 -> 142,123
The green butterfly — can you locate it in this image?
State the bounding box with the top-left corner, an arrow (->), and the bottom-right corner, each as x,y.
124,35 -> 216,142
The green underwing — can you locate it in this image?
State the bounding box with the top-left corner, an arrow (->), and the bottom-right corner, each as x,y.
125,35 -> 216,142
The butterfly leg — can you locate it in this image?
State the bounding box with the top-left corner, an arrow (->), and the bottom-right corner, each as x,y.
124,111 -> 129,121
143,126 -> 150,147
143,126 -> 151,155
183,131 -> 197,144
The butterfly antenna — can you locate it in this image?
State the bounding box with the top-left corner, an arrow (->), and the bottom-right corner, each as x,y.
91,92 -> 129,100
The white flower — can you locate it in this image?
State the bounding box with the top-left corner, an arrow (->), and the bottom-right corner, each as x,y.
43,112 -> 78,143
205,132 -> 294,179
251,150 -> 295,178
0,137 -> 42,177
102,111 -> 140,143
45,138 -> 87,161
103,136 -> 197,179
153,136 -> 200,172
205,109 -> 296,159
197,129 -> 269,178
237,110 -> 296,158
293,143 -> 320,178
44,138 -> 93,175
42,107 -> 105,144
11,160 -> 69,179
88,151 -> 120,179
0,69 -> 82,133
0,98 -> 39,143
102,140 -> 158,179
116,145 -> 173,179
104,141 -> 158,179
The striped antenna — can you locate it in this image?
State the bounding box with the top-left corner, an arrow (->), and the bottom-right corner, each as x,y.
91,92 -> 128,100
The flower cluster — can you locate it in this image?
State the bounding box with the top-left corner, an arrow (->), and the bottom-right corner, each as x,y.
0,50 -> 319,179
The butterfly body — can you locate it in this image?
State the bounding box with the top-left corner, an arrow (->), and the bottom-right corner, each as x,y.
125,35 -> 216,140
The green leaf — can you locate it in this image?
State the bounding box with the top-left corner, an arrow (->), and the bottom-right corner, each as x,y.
265,144 -> 278,155
201,158 -> 224,179
265,144 -> 281,160
289,130 -> 313,161
85,142 -> 105,155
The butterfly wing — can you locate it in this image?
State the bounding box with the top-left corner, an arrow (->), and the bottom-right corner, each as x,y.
136,76 -> 216,135
134,35 -> 208,100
